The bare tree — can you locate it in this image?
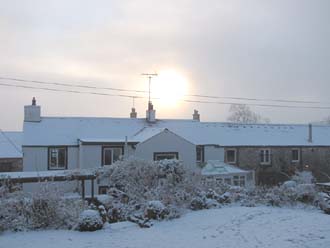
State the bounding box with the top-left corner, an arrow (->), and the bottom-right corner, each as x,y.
227,104 -> 270,124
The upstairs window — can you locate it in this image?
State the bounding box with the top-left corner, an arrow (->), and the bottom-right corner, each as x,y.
48,147 -> 67,170
292,149 -> 300,162
196,146 -> 204,164
260,149 -> 271,165
226,149 -> 237,164
154,152 -> 179,161
102,146 -> 123,166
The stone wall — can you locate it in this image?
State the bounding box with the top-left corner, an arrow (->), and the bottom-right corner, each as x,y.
224,147 -> 330,185
0,158 -> 23,172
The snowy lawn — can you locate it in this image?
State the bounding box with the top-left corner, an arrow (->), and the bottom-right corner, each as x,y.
1,206 -> 329,248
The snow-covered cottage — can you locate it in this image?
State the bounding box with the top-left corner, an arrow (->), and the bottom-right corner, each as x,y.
22,99 -> 330,194
0,131 -> 22,172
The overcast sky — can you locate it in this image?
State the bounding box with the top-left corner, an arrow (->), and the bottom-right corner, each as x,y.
1,0 -> 330,130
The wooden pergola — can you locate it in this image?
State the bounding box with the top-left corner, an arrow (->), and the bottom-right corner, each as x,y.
0,170 -> 97,200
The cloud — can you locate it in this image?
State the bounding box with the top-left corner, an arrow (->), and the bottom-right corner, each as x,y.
1,0 -> 330,130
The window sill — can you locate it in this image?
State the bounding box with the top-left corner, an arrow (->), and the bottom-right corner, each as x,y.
48,167 -> 68,170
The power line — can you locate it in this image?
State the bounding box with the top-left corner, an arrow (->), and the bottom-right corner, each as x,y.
0,76 -> 327,105
0,76 -> 148,94
0,82 -> 145,99
2,81 -> 330,110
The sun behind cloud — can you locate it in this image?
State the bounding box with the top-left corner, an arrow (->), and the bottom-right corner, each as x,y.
152,69 -> 189,107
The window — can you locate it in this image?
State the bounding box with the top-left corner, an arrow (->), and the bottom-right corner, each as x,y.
239,176 -> 245,187
215,178 -> 223,185
153,152 -> 179,161
260,149 -> 271,165
224,178 -> 232,185
98,186 -> 109,195
48,147 -> 67,170
102,146 -> 123,166
292,149 -> 300,162
233,176 -> 239,186
226,149 -> 237,164
233,175 -> 245,186
196,146 -> 204,164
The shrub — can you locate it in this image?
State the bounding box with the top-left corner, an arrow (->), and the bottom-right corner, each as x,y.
78,210 -> 103,232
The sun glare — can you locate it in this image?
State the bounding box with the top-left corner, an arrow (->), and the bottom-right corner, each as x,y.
152,70 -> 188,107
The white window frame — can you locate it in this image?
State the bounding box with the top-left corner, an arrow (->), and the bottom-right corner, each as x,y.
48,147 -> 67,170
226,149 -> 237,164
260,148 -> 271,165
153,152 -> 179,161
102,146 -> 123,166
291,148 -> 300,163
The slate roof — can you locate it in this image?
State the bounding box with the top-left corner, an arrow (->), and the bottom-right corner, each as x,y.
23,116 -> 330,147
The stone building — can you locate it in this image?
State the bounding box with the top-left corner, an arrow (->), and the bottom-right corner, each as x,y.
0,131 -> 22,172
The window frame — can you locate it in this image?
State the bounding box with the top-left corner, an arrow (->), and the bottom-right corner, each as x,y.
98,186 -> 109,195
226,148 -> 237,164
291,148 -> 300,163
260,148 -> 271,165
48,146 -> 68,170
153,152 -> 179,161
102,146 -> 124,166
196,146 -> 205,164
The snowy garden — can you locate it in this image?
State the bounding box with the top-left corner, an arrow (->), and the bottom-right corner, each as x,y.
1,159 -> 330,247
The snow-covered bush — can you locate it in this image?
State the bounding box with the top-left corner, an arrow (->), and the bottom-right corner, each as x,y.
143,200 -> 180,220
95,194 -> 114,210
315,192 -> 330,214
190,197 -> 207,210
78,210 -> 103,232
97,158 -> 202,208
291,171 -> 315,184
0,185 -> 86,232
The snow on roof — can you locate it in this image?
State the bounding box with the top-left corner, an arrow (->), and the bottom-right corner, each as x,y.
202,160 -> 250,176
23,116 -> 330,147
0,131 -> 22,158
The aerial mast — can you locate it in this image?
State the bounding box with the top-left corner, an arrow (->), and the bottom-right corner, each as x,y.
141,72 -> 158,105
141,72 -> 158,122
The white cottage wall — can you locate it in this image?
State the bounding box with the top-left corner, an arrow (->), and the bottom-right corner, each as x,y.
22,146 -> 79,193
135,130 -> 196,169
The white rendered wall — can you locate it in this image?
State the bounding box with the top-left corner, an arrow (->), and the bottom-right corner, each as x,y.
135,130 -> 196,170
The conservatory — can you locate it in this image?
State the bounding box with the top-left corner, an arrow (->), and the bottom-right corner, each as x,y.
201,160 -> 255,188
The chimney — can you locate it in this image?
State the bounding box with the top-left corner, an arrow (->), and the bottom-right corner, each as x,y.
146,101 -> 156,123
193,109 -> 200,121
24,97 -> 41,122
308,123 -> 313,143
130,107 -> 137,118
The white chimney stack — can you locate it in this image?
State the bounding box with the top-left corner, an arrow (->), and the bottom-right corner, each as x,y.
130,107 -> 137,118
308,123 -> 313,143
146,101 -> 156,123
24,97 -> 41,122
193,109 -> 200,121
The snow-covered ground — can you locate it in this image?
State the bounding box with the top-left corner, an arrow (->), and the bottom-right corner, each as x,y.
1,206 -> 329,248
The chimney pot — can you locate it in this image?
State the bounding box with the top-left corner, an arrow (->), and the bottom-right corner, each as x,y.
130,107 -> 137,118
193,109 -> 200,121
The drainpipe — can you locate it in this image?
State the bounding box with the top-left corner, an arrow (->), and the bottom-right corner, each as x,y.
308,124 -> 313,143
